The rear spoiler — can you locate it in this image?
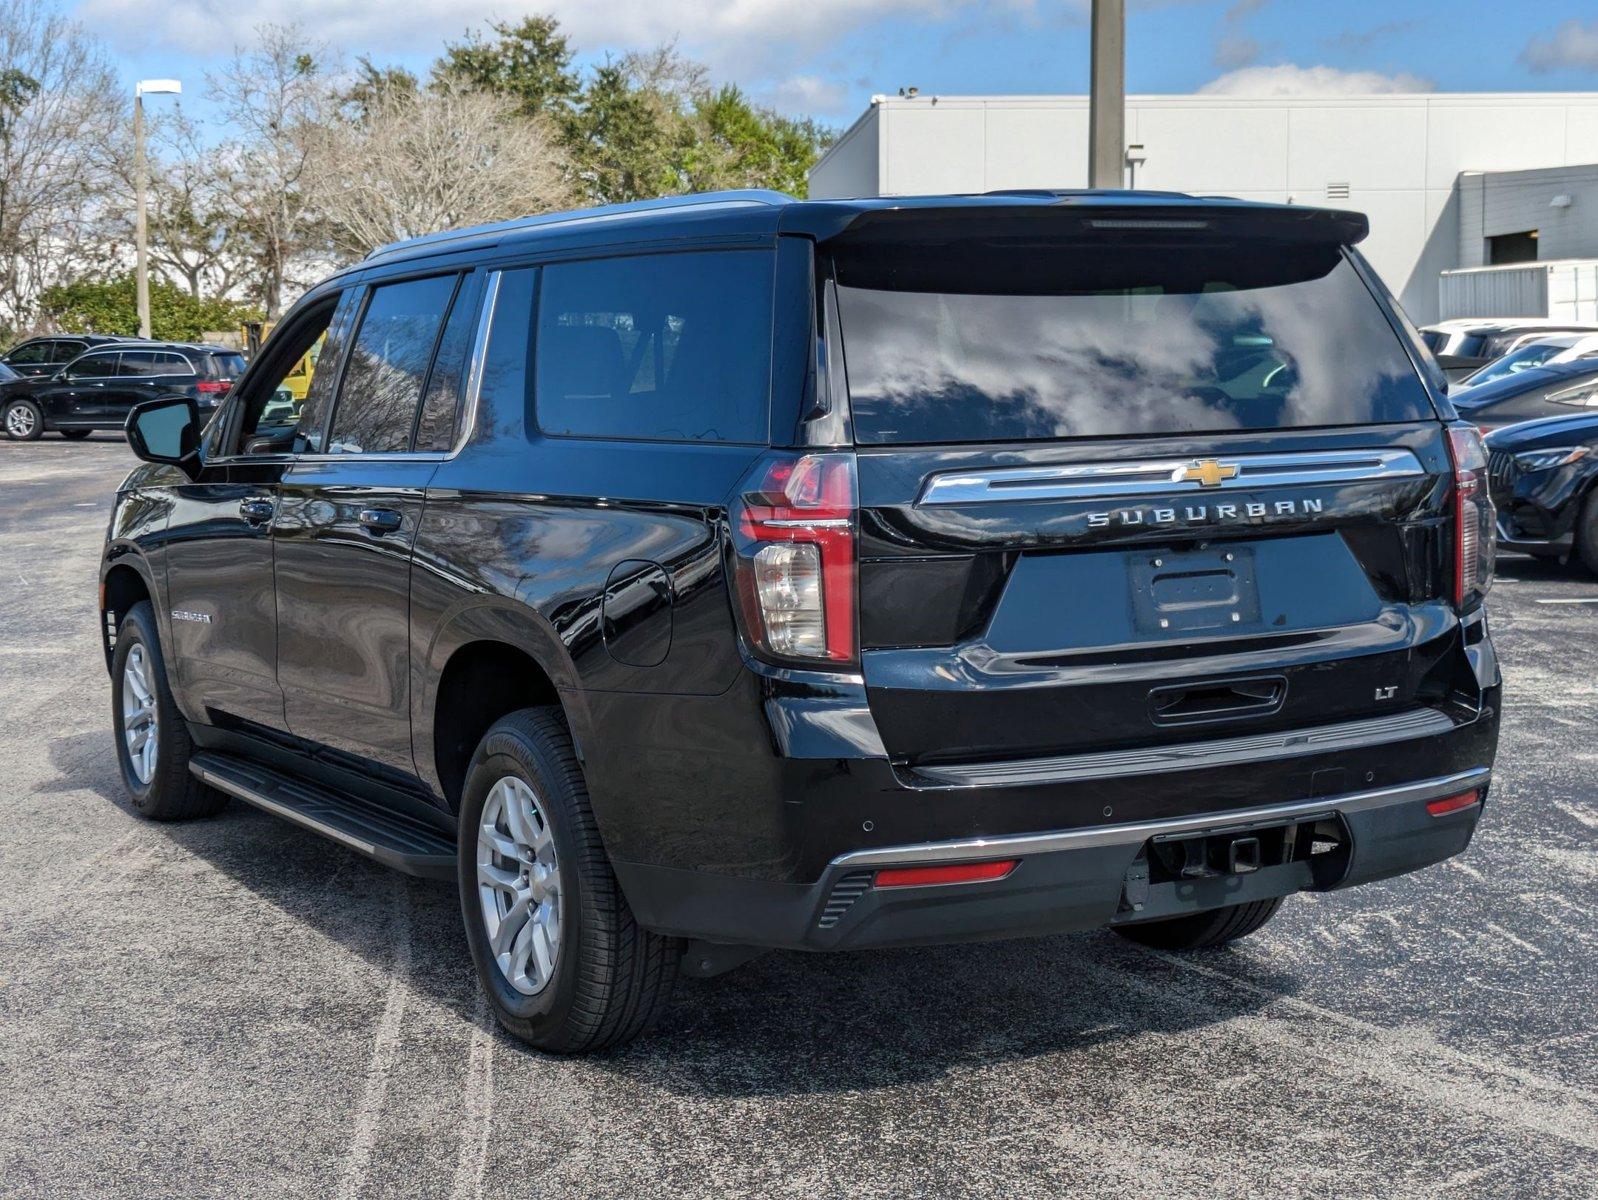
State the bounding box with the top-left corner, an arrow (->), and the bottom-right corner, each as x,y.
796,200 -> 1368,248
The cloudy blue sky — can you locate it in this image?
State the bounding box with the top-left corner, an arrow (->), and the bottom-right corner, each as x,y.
63,0 -> 1598,125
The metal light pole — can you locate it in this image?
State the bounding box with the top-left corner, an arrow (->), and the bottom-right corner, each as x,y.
134,79 -> 182,340
1088,0 -> 1125,189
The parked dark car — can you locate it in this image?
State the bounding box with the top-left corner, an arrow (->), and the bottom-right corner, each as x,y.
1428,323 -> 1598,383
2,342 -> 246,440
1485,412 -> 1598,571
1449,358 -> 1598,434
0,333 -> 132,378
101,190 -> 1501,1053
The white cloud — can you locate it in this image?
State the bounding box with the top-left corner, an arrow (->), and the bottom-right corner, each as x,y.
77,0 -> 958,71
1521,20 -> 1598,73
75,0 -> 982,118
766,75 -> 849,115
1200,63 -> 1434,97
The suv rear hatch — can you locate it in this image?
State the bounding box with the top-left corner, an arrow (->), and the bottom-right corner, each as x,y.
821,203 -> 1477,772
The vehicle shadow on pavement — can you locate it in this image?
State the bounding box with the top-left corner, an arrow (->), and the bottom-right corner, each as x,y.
1494,552 -> 1590,584
46,728 -> 1288,1094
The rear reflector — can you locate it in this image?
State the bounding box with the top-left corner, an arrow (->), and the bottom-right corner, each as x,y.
1425,790 -> 1480,817
873,860 -> 1018,888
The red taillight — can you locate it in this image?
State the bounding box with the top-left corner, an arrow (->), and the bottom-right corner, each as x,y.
196,380 -> 229,394
1426,790 -> 1480,817
1446,425 -> 1495,611
874,860 -> 1019,888
730,452 -> 858,664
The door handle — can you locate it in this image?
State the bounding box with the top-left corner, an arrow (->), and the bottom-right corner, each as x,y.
238,498 -> 275,525
358,507 -> 403,535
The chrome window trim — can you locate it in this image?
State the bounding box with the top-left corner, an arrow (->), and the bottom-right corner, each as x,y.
828,767 -> 1491,871
917,447 -> 1428,507
452,268 -> 503,458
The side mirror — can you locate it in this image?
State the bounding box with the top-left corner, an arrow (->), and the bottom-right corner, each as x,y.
126,396 -> 201,477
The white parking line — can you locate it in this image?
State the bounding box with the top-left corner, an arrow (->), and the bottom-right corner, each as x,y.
1533,598 -> 1598,605
337,877 -> 413,1200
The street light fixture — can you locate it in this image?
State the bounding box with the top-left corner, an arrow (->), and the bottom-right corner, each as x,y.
134,79 -> 182,340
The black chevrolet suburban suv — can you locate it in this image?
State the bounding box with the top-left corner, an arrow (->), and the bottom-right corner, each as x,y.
102,190 -> 1501,1053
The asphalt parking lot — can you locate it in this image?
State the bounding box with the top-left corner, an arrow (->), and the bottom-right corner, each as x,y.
0,435 -> 1594,1200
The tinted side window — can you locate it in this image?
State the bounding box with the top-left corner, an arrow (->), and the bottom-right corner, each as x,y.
326,275 -> 457,455
71,353 -> 119,378
154,351 -> 195,375
533,250 -> 772,443
6,340 -> 51,365
53,341 -> 87,361
414,276 -> 476,451
117,351 -> 160,377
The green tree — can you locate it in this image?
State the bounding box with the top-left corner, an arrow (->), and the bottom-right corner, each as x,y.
688,86 -> 831,196
38,275 -> 264,341
566,60 -> 688,204
432,16 -> 832,204
344,56 -> 419,119
434,16 -> 581,124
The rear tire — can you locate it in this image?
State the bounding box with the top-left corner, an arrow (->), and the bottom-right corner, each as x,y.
1114,897 -> 1284,951
4,398 -> 43,441
111,601 -> 227,820
59,428 -> 92,440
457,707 -> 681,1053
1576,490 -> 1598,577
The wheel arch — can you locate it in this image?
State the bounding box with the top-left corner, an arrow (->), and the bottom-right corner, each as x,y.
417,599 -> 588,814
100,551 -> 159,674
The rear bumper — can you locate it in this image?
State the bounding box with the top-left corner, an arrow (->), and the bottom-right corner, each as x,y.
615,767 -> 1490,951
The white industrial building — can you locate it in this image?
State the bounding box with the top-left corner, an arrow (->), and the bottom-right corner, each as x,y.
807,92 -> 1598,325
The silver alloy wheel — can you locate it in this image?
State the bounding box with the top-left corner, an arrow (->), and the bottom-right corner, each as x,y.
120,644 -> 159,785
5,403 -> 35,439
477,775 -> 562,996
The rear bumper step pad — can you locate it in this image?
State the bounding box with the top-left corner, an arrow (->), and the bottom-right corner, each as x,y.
910,706 -> 1459,789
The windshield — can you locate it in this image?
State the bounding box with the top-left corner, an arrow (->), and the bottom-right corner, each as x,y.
1465,341 -> 1568,386
832,240 -> 1436,443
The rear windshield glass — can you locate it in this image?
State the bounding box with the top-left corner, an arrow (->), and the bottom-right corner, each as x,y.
207,352 -> 247,378
831,240 -> 1437,443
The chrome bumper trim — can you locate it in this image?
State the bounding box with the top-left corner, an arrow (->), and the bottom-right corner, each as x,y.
830,768 -> 1491,871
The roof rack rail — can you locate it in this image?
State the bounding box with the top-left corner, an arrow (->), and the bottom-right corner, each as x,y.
362,189 -> 795,264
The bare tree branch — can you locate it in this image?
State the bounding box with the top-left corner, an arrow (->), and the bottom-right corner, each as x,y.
312,81 -> 571,257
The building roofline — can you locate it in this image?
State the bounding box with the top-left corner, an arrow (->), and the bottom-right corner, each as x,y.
810,90 -> 1598,177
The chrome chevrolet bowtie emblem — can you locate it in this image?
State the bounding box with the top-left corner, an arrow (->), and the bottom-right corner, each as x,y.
1177,459 -> 1240,488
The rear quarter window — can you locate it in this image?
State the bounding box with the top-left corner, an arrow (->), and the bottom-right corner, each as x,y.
531,249 -> 773,444
831,239 -> 1438,444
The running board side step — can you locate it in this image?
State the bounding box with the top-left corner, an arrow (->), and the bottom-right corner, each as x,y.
190,752 -> 456,879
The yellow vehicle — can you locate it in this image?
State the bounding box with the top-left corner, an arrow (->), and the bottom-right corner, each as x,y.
254,328 -> 325,426
280,342 -> 319,404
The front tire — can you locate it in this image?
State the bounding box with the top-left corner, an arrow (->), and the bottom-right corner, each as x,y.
4,398 -> 44,441
111,601 -> 227,820
1114,897 -> 1284,951
458,708 -> 681,1053
1576,489 -> 1598,577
